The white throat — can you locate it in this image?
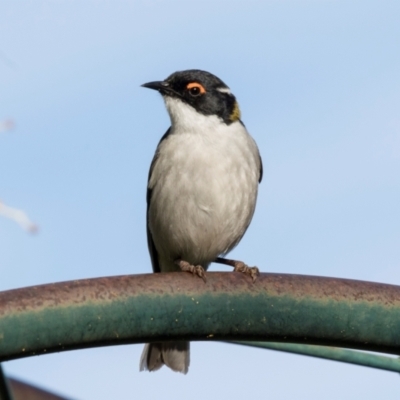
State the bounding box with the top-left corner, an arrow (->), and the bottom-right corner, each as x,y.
163,96 -> 225,133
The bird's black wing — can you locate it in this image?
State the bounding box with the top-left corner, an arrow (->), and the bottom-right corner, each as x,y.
239,119 -> 263,184
146,128 -> 171,273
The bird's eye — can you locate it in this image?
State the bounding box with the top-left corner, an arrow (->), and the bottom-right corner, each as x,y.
186,82 -> 206,96
189,87 -> 200,96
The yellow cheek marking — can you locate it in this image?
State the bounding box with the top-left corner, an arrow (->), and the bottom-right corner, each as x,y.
186,82 -> 206,93
230,101 -> 241,121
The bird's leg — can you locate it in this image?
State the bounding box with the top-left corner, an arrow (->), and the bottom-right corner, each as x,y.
214,257 -> 259,282
174,259 -> 207,282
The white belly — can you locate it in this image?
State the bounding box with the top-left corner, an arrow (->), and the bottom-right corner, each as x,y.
148,119 -> 260,272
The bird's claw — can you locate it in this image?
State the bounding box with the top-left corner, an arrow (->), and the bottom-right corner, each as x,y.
176,260 -> 207,282
233,262 -> 260,282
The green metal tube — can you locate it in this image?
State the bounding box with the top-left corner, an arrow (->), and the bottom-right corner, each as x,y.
230,341 -> 400,373
1,272 -> 400,363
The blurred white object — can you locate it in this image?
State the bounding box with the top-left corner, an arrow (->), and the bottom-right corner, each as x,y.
0,119 -> 15,133
0,200 -> 38,233
1,118 -> 37,233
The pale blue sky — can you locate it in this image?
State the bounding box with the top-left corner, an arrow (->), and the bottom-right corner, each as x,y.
1,1 -> 400,399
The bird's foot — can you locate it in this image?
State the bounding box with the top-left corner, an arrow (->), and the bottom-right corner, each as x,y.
175,259 -> 207,282
233,261 -> 259,282
214,257 -> 259,282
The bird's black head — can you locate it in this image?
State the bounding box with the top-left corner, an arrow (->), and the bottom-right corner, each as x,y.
142,69 -> 241,125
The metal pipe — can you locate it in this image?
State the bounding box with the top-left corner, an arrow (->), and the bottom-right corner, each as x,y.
230,341 -> 400,373
1,273 -> 400,363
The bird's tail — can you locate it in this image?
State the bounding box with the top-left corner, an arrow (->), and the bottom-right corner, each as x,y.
139,341 -> 190,374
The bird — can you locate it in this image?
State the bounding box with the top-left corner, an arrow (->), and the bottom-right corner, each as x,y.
139,69 -> 263,374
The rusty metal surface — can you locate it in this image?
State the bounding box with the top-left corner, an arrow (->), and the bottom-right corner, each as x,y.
1,272 -> 400,362
8,378 -> 73,400
1,272 -> 399,312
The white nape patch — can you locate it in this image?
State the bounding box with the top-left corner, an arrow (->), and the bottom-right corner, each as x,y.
216,87 -> 232,94
163,96 -> 225,132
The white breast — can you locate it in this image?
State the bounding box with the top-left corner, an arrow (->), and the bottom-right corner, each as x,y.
148,97 -> 261,272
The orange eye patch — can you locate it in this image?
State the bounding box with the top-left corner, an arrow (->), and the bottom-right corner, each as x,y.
186,82 -> 206,94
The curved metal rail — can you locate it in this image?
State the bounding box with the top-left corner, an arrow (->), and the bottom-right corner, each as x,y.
1,272 -> 400,365
230,342 -> 400,373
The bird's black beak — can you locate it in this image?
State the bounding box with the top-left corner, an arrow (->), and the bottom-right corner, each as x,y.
141,80 -> 170,93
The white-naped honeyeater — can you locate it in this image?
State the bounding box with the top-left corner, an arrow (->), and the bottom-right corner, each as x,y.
140,69 -> 262,374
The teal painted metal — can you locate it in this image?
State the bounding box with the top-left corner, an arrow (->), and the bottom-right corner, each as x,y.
0,365 -> 13,400
231,342 -> 400,373
1,273 -> 400,364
